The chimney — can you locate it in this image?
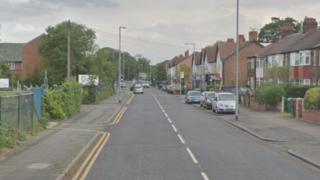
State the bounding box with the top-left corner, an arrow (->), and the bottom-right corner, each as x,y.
238,34 -> 246,43
303,17 -> 318,33
227,38 -> 234,43
280,23 -> 295,38
185,50 -> 189,57
249,31 -> 258,42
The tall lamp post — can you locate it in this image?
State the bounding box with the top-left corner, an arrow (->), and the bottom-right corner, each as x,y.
235,0 -> 240,120
185,43 -> 196,90
118,26 -> 126,104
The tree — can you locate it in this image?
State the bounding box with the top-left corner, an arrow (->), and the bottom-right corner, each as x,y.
259,17 -> 301,43
0,61 -> 10,78
39,20 -> 96,85
177,64 -> 191,85
155,63 -> 167,81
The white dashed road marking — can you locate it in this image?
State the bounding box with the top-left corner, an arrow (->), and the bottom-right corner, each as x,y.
152,93 -> 210,180
201,172 -> 210,180
172,124 -> 177,132
186,147 -> 199,164
177,134 -> 185,144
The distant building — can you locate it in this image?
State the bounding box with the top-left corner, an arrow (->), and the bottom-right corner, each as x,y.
0,35 -> 44,80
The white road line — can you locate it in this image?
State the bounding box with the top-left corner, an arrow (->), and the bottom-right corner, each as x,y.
201,172 -> 210,180
167,118 -> 173,124
164,113 -> 168,118
177,134 -> 185,144
186,147 -> 199,164
172,124 -> 177,132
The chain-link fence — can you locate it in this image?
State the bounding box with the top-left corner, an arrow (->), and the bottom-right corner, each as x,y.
0,93 -> 34,132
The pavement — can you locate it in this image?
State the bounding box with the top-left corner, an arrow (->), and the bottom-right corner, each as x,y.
193,101 -> 320,173
0,90 -> 129,180
86,88 -> 320,180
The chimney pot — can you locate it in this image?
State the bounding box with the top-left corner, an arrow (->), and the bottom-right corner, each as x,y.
227,38 -> 234,43
249,31 -> 258,42
238,34 -> 246,43
303,17 -> 318,33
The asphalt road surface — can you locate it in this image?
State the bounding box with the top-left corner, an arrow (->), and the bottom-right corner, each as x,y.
87,88 -> 320,180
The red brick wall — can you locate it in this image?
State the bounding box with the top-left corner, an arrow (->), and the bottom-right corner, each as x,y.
21,35 -> 44,80
223,43 -> 263,86
10,63 -> 22,77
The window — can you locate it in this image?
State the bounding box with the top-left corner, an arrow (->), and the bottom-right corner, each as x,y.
303,79 -> 311,86
304,51 -> 311,65
8,63 -> 16,70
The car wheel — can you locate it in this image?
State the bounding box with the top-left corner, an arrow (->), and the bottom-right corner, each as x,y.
200,103 -> 203,107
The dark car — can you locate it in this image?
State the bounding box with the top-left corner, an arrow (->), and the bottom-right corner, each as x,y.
203,92 -> 216,109
185,90 -> 202,104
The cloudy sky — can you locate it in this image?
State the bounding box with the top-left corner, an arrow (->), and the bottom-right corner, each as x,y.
1,0 -> 320,64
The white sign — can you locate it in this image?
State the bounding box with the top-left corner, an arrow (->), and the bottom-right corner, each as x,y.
180,71 -> 184,79
78,75 -> 99,86
0,79 -> 9,88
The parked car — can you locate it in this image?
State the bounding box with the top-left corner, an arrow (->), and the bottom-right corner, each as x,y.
185,90 -> 202,104
142,82 -> 150,88
167,85 -> 174,94
200,91 -> 210,107
212,92 -> 236,114
133,84 -> 144,94
203,92 -> 216,109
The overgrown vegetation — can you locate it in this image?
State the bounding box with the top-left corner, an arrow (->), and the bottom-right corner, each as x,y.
0,128 -> 27,149
304,87 -> 320,111
43,80 -> 82,120
254,85 -> 285,105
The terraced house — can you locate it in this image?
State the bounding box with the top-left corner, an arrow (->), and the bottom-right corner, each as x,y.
248,17 -> 320,89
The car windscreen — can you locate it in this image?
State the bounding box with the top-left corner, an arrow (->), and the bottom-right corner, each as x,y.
135,84 -> 142,88
207,93 -> 215,98
218,94 -> 235,101
188,91 -> 201,96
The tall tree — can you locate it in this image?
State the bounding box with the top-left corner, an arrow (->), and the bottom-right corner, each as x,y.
155,63 -> 167,81
259,17 -> 301,43
39,21 -> 96,85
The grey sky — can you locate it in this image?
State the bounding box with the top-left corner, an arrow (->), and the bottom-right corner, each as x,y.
1,0 -> 320,64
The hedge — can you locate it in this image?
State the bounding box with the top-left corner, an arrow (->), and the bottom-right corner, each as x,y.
43,80 -> 82,120
283,85 -> 310,98
254,85 -> 285,105
82,82 -> 114,104
304,87 -> 320,111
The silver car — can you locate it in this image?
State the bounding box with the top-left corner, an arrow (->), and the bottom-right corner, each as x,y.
133,84 -> 144,94
212,92 -> 236,114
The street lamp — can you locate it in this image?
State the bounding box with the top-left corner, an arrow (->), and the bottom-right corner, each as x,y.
185,43 -> 196,89
235,0 -> 240,120
118,26 -> 126,104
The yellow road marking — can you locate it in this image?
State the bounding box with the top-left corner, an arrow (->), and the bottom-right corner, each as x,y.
72,132 -> 108,180
78,132 -> 110,180
126,94 -> 135,105
114,107 -> 127,124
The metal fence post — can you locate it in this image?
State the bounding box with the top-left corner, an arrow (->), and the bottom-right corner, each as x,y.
31,94 -> 34,133
0,96 -> 2,127
17,95 -> 21,130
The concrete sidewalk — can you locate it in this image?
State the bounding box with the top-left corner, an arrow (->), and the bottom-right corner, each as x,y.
219,107 -> 320,170
0,91 -> 130,180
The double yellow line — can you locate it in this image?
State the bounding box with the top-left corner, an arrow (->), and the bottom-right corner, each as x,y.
72,132 -> 110,180
126,94 -> 135,105
111,107 -> 127,125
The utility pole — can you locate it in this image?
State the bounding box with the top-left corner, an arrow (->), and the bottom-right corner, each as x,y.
67,20 -> 71,80
235,0 -> 240,121
118,26 -> 126,103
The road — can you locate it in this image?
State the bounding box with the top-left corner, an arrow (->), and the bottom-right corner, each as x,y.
86,88 -> 320,180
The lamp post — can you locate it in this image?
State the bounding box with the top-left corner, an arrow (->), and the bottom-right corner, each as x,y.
185,43 -> 196,90
235,0 -> 240,121
118,26 -> 126,104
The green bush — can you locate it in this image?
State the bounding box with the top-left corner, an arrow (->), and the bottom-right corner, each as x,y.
254,85 -> 285,105
283,84 -> 310,98
206,84 -> 220,91
43,80 -> 82,120
304,87 -> 320,111
0,128 -> 27,149
82,82 -> 114,104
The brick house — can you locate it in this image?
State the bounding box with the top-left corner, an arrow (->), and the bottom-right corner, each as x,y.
191,51 -> 202,89
21,35 -> 45,80
249,17 -> 320,88
0,43 -> 24,77
176,51 -> 193,89
0,35 -> 44,80
223,32 -> 264,86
